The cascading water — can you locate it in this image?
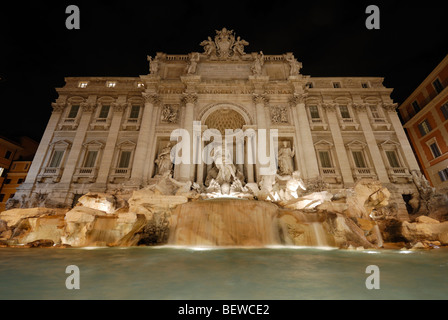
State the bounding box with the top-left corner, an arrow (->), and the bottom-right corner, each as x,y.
168,199 -> 334,248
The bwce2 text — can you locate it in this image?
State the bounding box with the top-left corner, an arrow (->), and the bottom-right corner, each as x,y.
178,304 -> 270,317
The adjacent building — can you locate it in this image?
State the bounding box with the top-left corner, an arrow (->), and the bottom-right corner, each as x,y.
398,54 -> 448,190
0,136 -> 38,211
14,29 -> 422,219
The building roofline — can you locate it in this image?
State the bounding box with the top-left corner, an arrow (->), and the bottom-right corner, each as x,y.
399,54 -> 448,110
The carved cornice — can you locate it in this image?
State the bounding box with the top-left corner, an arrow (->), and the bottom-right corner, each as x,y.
51,102 -> 66,112
142,93 -> 160,105
182,93 -> 198,105
252,94 -> 269,105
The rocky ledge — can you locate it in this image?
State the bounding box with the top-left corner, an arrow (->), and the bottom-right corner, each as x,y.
1,179 -> 447,250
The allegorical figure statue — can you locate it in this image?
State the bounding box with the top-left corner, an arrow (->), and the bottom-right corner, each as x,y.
285,54 -> 302,76
147,55 -> 159,75
251,51 -> 264,75
211,143 -> 236,185
200,36 -> 216,56
155,143 -> 173,176
186,52 -> 200,74
278,141 -> 295,176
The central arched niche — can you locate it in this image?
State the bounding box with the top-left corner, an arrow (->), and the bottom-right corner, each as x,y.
204,108 -> 246,135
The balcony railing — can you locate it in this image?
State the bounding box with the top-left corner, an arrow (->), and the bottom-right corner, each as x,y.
353,167 -> 377,180
37,167 -> 62,183
73,167 -> 98,183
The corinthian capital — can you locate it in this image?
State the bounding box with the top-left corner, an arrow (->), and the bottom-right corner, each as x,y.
142,93 -> 160,105
111,102 -> 128,112
252,94 -> 269,105
51,102 -> 66,112
382,103 -> 398,112
321,103 -> 337,111
352,103 -> 368,112
289,94 -> 307,106
182,93 -> 198,105
80,102 -> 96,112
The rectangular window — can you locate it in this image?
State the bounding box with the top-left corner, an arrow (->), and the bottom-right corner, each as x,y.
68,105 -> 80,118
370,106 -> 381,118
118,151 -> 132,168
333,82 -> 341,88
441,102 -> 448,120
433,78 -> 444,94
83,151 -> 98,168
361,82 -> 369,88
106,81 -> 116,88
129,105 -> 140,119
0,167 -> 4,176
352,151 -> 367,168
339,105 -> 350,119
412,101 -> 420,113
4,150 -> 12,159
17,178 -> 24,184
438,168 -> 448,182
386,151 -> 400,168
0,194 -> 4,202
4,179 -> 11,184
418,119 -> 432,136
430,142 -> 442,158
98,105 -> 110,119
78,82 -> 88,88
9,194 -> 15,199
309,105 -> 320,119
318,151 -> 332,168
49,150 -> 64,168
306,82 -> 314,89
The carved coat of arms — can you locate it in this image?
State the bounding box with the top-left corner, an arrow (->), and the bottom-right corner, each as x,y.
200,28 -> 249,59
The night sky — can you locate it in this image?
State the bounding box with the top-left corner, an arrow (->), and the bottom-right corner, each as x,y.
1,1 -> 448,142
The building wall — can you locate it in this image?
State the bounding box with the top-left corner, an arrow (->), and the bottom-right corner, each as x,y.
0,161 -> 32,211
399,54 -> 448,189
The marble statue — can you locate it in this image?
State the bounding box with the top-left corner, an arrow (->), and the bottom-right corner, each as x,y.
147,55 -> 159,75
155,143 -> 173,176
200,28 -> 248,59
211,143 -> 236,184
278,141 -> 295,175
251,51 -> 264,75
285,54 -> 302,76
186,52 -> 200,74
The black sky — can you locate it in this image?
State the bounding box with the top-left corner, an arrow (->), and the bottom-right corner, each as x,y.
1,0 -> 448,142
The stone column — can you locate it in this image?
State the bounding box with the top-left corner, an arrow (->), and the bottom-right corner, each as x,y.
290,94 -> 320,180
323,103 -> 355,186
92,103 -> 126,190
354,103 -> 390,183
253,94 -> 270,181
23,103 -> 65,186
59,103 -> 95,185
384,103 -> 420,171
245,129 -> 256,183
194,128 -> 205,185
129,93 -> 160,187
177,93 -> 197,182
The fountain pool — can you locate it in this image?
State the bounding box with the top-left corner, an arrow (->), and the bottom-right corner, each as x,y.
0,246 -> 447,300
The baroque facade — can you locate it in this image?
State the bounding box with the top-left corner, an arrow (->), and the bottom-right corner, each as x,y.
16,29 -> 421,218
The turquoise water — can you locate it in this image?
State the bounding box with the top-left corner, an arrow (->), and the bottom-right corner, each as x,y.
0,246 -> 447,300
